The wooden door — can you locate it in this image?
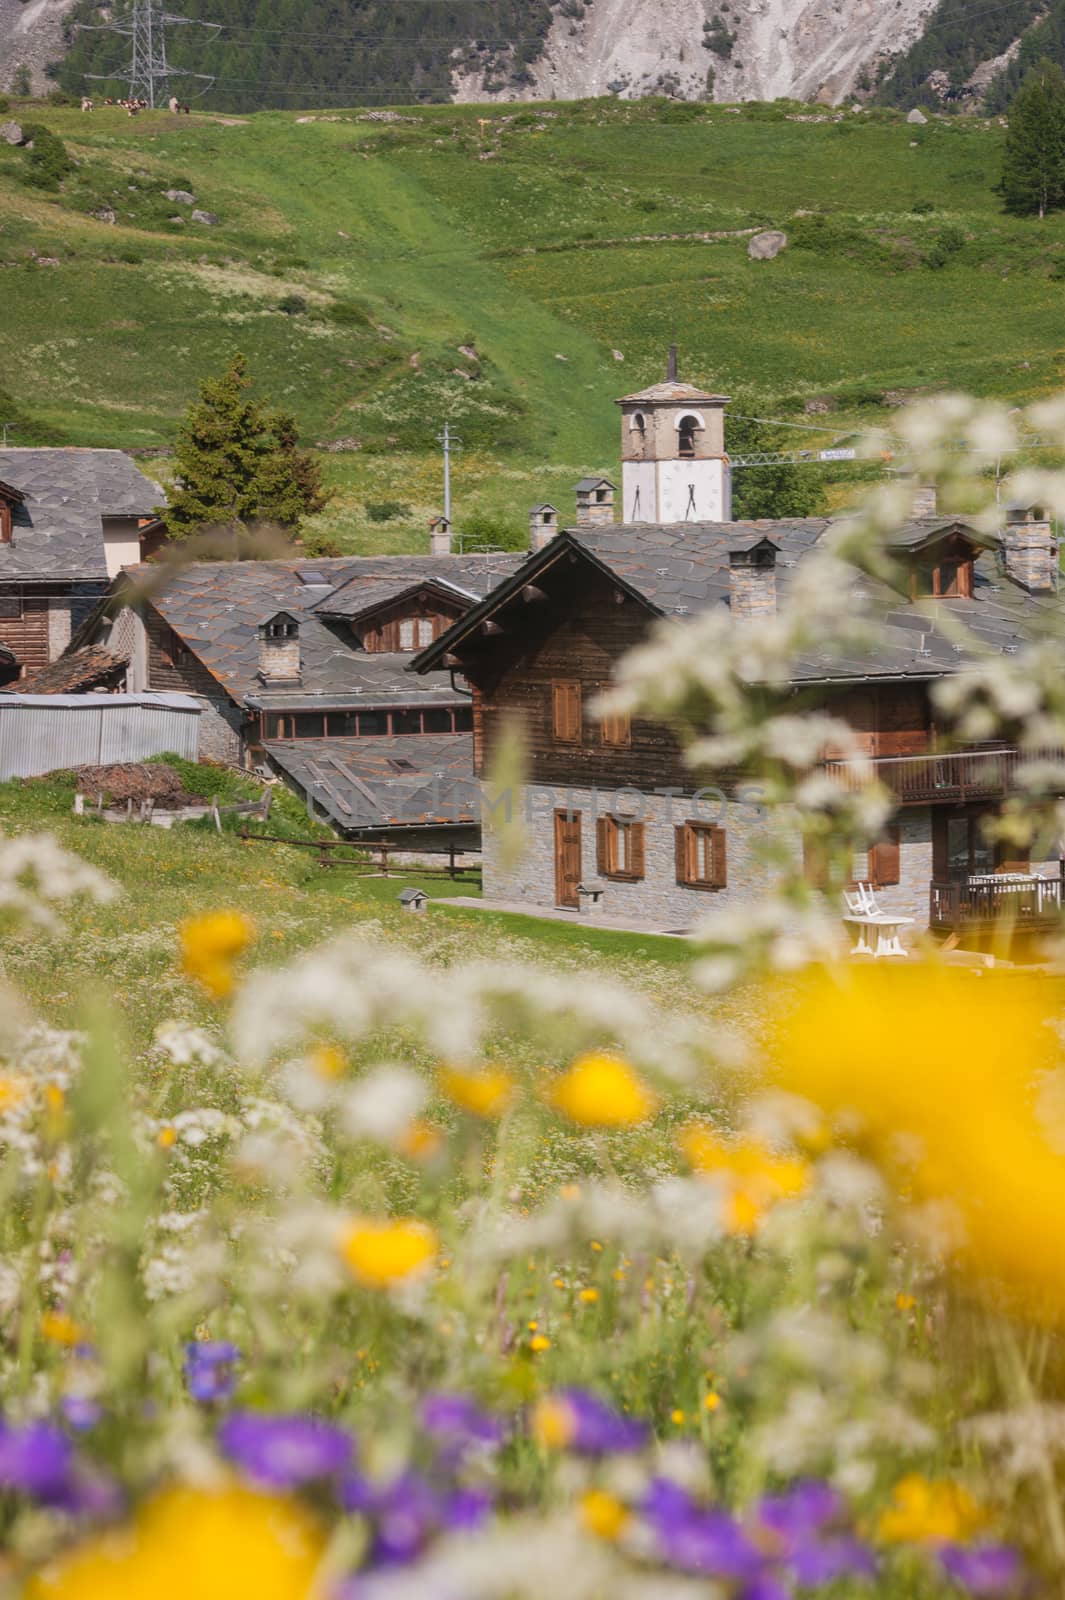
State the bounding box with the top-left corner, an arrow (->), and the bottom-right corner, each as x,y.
554,810 -> 582,909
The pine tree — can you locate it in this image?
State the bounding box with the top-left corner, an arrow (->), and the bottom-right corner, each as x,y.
998,59 -> 1065,218
725,406 -> 826,521
163,354 -> 328,540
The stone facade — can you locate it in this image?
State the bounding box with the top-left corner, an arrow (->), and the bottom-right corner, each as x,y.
46,597 -> 72,658
194,697 -> 244,764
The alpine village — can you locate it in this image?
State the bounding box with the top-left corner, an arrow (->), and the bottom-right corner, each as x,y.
9,14 -> 1065,1600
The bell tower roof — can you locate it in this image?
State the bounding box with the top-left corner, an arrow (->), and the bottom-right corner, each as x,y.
616,380 -> 730,406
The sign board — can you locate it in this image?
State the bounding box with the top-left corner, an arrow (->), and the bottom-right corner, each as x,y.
819,448 -> 857,462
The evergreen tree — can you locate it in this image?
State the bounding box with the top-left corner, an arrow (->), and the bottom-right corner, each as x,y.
725,406 -> 826,521
163,354 -> 328,539
998,60 -> 1065,217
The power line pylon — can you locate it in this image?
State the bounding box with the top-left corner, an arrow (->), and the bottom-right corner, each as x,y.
79,0 -> 220,109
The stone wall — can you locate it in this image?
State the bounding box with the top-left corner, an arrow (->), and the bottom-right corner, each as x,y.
195,698 -> 243,764
46,598 -> 72,660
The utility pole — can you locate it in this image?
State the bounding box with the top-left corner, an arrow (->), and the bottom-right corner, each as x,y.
79,0 -> 219,108
436,421 -> 459,524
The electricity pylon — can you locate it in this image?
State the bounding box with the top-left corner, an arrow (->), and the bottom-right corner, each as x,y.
80,0 -> 219,109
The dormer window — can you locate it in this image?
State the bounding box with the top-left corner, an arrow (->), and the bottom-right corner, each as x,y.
908,532 -> 975,599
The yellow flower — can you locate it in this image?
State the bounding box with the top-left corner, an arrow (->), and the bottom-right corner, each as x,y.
770,963 -> 1065,1315
180,912 -> 255,1000
339,1218 -> 437,1290
25,1482 -> 323,1600
531,1396 -> 573,1448
578,1288 -> 599,1304
439,1065 -> 516,1119
0,1075 -> 29,1114
547,1052 -> 657,1129
395,1120 -> 443,1163
896,1292 -> 916,1312
670,1408 -> 685,1425
157,1127 -> 177,1150
310,1045 -> 346,1081
877,1475 -> 987,1545
41,1311 -> 84,1346
704,1392 -> 722,1412
579,1489 -> 629,1541
679,1123 -> 809,1235
529,1334 -> 551,1352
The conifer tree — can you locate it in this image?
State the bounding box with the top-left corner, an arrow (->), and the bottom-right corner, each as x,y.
998,59 -> 1065,218
162,354 -> 328,539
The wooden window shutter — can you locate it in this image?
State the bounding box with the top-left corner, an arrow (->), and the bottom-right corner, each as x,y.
710,826 -> 727,888
674,825 -> 689,885
630,821 -> 645,879
596,816 -> 610,875
552,681 -> 581,743
869,825 -> 900,888
600,709 -> 631,747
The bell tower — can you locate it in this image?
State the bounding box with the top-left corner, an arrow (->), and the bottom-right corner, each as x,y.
616,349 -> 731,524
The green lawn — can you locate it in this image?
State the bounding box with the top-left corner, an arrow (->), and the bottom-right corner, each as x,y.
2,97 -> 1064,553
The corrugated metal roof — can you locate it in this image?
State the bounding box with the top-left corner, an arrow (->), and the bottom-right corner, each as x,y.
265,733 -> 477,832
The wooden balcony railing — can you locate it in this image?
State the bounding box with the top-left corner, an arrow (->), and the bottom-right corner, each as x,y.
930,873 -> 1065,930
823,744 -> 1057,805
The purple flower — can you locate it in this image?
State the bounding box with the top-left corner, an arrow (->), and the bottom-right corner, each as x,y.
644,1479 -> 762,1580
0,1421 -> 74,1498
940,1544 -> 1023,1595
421,1393 -> 506,1458
551,1389 -> 648,1454
789,1534 -> 876,1586
753,1480 -> 876,1588
444,1486 -> 494,1530
218,1411 -> 354,1487
184,1341 -> 241,1403
48,1462 -> 124,1519
756,1480 -> 843,1539
60,1395 -> 103,1432
369,1471 -> 441,1566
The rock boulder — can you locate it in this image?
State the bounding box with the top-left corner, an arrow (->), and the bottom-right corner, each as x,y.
191,208 -> 219,226
907,108 -> 928,125
164,188 -> 195,205
0,122 -> 23,145
748,229 -> 788,261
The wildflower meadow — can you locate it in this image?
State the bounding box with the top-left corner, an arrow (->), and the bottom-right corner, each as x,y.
6,392 -> 1065,1598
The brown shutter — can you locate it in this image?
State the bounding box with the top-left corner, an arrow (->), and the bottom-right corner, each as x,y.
675,825 -> 689,885
552,682 -> 581,743
596,816 -> 609,875
711,826 -> 727,888
630,821 -> 645,880
869,825 -> 900,888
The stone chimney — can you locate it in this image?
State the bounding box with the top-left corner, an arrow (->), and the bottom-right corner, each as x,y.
574,477 -> 616,526
911,482 -> 937,517
728,540 -> 778,618
257,612 -> 301,683
529,503 -> 559,551
1002,505 -> 1057,592
429,515 -> 452,557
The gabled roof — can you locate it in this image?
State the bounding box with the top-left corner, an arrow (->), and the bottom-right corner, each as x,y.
0,448 -> 160,581
5,646 -> 126,695
574,476 -> 616,493
617,381 -> 730,406
312,573 -> 480,624
102,553 -> 522,706
412,517 -> 1062,685
0,479 -> 25,506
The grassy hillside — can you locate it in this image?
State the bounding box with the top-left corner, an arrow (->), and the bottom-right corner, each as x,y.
2,95 -> 1064,551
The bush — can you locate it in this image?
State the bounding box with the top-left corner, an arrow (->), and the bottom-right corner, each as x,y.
923,223 -> 966,268
364,500 -> 411,522
0,97 -> 8,115
278,294 -> 307,316
19,124 -> 72,191
328,299 -> 371,327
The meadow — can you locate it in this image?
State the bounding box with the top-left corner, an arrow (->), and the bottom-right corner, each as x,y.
3,97 -> 1065,550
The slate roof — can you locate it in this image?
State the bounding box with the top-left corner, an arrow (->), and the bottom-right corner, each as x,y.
618,381 -> 730,405
264,734 -> 478,832
313,572 -> 489,623
0,449 -> 160,582
135,553 -> 522,705
413,518 -> 1063,685
7,646 -> 127,695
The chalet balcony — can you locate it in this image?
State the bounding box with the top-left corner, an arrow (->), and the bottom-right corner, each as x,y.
930,872 -> 1065,932
823,744 -> 1056,805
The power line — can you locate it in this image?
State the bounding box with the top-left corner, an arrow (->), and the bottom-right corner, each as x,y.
79,0 -> 220,108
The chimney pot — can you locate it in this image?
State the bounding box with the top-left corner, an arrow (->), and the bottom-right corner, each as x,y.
529,503 -> 559,551
574,478 -> 616,526
728,542 -> 778,618
257,612 -> 301,683
429,515 -> 452,557
911,482 -> 938,517
1003,507 -> 1057,592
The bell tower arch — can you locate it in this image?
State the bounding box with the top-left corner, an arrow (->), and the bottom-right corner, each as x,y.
616,360 -> 731,525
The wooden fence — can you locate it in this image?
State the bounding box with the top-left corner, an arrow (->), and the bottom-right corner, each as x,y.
237,823 -> 480,880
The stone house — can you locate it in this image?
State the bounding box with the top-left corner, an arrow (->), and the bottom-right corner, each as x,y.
413,377 -> 1064,938
0,449 -> 161,681
74,550 -> 521,849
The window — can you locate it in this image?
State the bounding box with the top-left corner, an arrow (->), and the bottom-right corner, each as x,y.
597,815 -> 645,881
675,821 -> 727,890
294,713 -> 326,738
454,705 -> 473,733
263,712 -> 293,740
327,711 -> 360,737
599,708 -> 631,748
392,709 -> 423,735
424,707 -> 453,733
399,618 -> 415,651
552,680 -> 582,743
358,711 -> 387,736
0,594 -> 21,620
397,616 -> 435,651
867,826 -> 900,889
678,415 -> 699,458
